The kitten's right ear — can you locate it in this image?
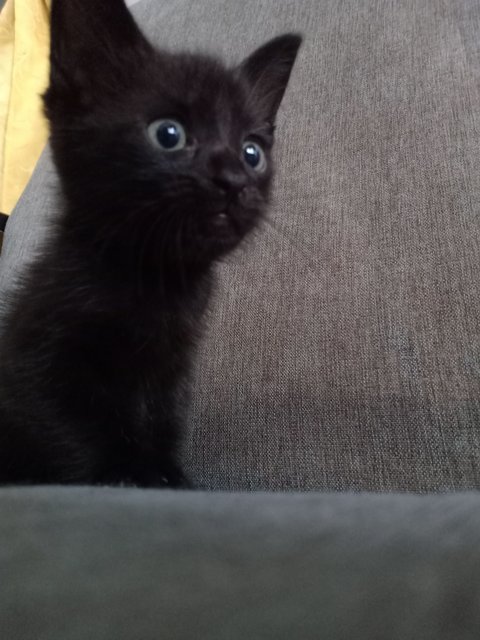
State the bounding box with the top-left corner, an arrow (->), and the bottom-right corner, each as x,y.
237,33 -> 302,125
45,0 -> 153,111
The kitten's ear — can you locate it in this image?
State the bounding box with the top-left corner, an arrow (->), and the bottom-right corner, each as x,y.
237,33 -> 302,124
46,0 -> 153,110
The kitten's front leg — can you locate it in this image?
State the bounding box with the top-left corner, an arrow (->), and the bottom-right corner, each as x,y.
97,448 -> 191,489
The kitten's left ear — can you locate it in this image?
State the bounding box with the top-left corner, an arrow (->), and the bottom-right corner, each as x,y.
45,0 -> 154,112
237,33 -> 302,124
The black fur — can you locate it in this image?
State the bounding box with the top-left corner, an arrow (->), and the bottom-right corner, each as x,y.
0,0 -> 301,487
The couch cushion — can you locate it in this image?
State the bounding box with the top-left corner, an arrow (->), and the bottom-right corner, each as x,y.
1,0 -> 480,491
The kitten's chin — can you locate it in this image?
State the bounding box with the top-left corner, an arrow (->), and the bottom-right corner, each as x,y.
201,208 -> 258,257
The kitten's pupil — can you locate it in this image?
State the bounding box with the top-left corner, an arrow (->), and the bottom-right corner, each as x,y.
243,142 -> 265,171
157,122 -> 181,148
244,144 -> 259,166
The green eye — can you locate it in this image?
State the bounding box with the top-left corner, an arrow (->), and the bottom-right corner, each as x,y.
148,120 -> 187,151
242,141 -> 266,172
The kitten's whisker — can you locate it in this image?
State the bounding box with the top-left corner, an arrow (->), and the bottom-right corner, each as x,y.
260,214 -> 280,230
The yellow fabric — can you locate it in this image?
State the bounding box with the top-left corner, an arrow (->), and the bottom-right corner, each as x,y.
0,0 -> 51,214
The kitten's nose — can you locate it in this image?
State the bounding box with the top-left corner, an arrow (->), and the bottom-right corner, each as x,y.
212,169 -> 247,196
209,152 -> 247,197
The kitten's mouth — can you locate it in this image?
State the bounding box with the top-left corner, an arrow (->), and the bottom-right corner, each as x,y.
202,201 -> 254,250
210,210 -> 235,232
214,212 -> 229,225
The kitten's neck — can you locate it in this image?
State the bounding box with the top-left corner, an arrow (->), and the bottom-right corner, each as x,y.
57,209 -> 213,302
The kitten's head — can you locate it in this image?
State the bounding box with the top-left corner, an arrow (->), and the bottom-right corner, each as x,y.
44,0 -> 301,269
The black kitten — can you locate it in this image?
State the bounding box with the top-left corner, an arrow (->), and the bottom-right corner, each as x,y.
0,0 -> 301,487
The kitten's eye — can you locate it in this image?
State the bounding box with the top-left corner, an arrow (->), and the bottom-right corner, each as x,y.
242,140 -> 267,172
148,120 -> 187,152
242,141 -> 266,172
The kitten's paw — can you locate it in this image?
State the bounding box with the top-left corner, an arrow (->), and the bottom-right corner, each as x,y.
155,467 -> 192,489
132,461 -> 192,489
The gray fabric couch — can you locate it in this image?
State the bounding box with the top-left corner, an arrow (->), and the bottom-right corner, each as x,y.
1,0 -> 480,637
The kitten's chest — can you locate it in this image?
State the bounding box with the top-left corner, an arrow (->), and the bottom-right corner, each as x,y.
65,277 -> 210,432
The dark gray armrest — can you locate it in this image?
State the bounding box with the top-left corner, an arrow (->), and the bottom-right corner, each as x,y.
2,488 -> 480,639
